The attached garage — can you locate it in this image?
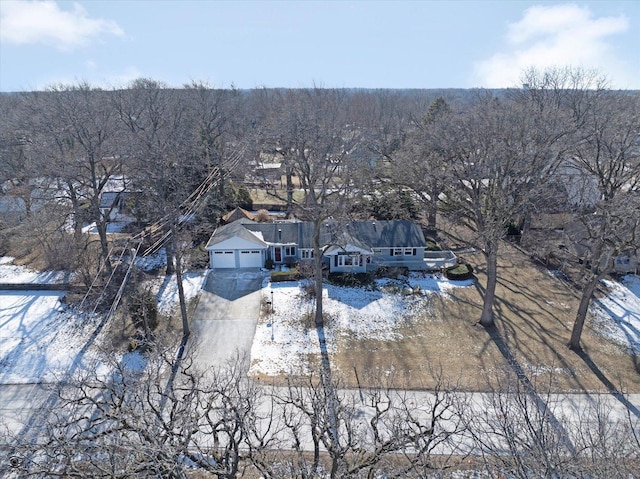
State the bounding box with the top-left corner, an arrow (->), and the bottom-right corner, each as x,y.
211,250 -> 236,269
206,221 -> 268,269
239,250 -> 263,268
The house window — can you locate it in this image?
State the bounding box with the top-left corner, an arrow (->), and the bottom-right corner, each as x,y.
285,246 -> 296,256
404,248 -> 416,256
393,248 -> 403,256
372,248 -> 382,253
337,254 -> 362,267
301,249 -> 314,259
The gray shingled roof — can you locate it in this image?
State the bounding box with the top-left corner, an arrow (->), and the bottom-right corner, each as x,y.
210,219 -> 425,250
342,220 -> 425,248
99,192 -> 121,209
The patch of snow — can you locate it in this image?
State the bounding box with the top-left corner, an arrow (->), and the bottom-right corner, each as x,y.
0,291 -> 106,384
249,273 -> 472,377
147,272 -> 206,315
590,275 -> 640,353
119,351 -> 148,374
0,260 -> 70,284
82,221 -> 132,234
134,249 -> 167,273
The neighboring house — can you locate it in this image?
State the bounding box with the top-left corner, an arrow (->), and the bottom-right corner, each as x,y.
614,250 -> 639,275
221,207 -> 256,224
206,218 -> 457,272
99,191 -> 140,221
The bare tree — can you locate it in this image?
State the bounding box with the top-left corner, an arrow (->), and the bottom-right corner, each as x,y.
397,96 -> 453,230
14,84 -> 122,275
255,369 -> 466,479
271,88 -> 363,327
8,346 -> 267,479
464,369 -> 640,478
114,79 -> 206,339
564,90 -> 640,349
434,89 -> 571,327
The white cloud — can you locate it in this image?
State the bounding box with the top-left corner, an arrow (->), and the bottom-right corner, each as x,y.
0,0 -> 124,50
474,4 -> 632,88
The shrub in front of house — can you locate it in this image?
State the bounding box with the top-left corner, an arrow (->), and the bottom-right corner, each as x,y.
375,266 -> 409,279
327,271 -> 374,287
271,268 -> 300,282
425,239 -> 441,251
445,263 -> 474,281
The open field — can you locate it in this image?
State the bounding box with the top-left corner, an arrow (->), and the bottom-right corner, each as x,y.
251,242 -> 640,393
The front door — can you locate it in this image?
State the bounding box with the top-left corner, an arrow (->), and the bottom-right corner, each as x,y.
274,246 -> 282,262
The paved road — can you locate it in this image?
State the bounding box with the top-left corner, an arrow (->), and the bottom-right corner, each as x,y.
189,269 -> 266,372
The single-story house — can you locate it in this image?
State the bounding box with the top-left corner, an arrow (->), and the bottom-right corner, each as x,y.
206,218 -> 457,272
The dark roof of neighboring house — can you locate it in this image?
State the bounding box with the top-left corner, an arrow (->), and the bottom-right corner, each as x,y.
99,192 -> 121,209
206,219 -> 268,248
216,219 -> 425,250
222,207 -> 256,224
99,191 -> 138,210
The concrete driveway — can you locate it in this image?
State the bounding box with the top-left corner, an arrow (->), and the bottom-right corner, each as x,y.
189,269 -> 266,372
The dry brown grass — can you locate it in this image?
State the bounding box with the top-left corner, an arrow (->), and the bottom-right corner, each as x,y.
255,242 -> 640,393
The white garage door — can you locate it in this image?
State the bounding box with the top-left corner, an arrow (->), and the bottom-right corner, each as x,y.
239,250 -> 263,268
212,250 -> 236,268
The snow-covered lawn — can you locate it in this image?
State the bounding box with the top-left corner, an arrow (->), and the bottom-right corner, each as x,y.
0,257 -> 206,384
250,273 -> 474,376
592,275 -> 640,353
0,257 -> 70,284
151,272 -> 207,315
0,291 -> 106,384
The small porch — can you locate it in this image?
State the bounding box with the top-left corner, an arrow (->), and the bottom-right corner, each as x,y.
324,244 -> 373,274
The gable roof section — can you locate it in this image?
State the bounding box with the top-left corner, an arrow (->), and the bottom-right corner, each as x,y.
244,222 -> 298,244
343,220 -> 426,248
206,220 -> 268,249
207,219 -> 426,251
99,191 -> 121,209
222,207 -> 256,224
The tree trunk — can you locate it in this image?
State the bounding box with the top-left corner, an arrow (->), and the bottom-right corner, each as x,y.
313,220 -> 324,327
95,207 -> 113,276
286,165 -> 294,216
568,276 -> 599,350
426,187 -> 438,230
479,244 -> 499,327
314,253 -> 323,327
165,231 -> 176,275
66,182 -> 84,242
172,228 -> 190,339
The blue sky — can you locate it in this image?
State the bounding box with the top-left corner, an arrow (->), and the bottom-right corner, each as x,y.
1,0 -> 638,91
